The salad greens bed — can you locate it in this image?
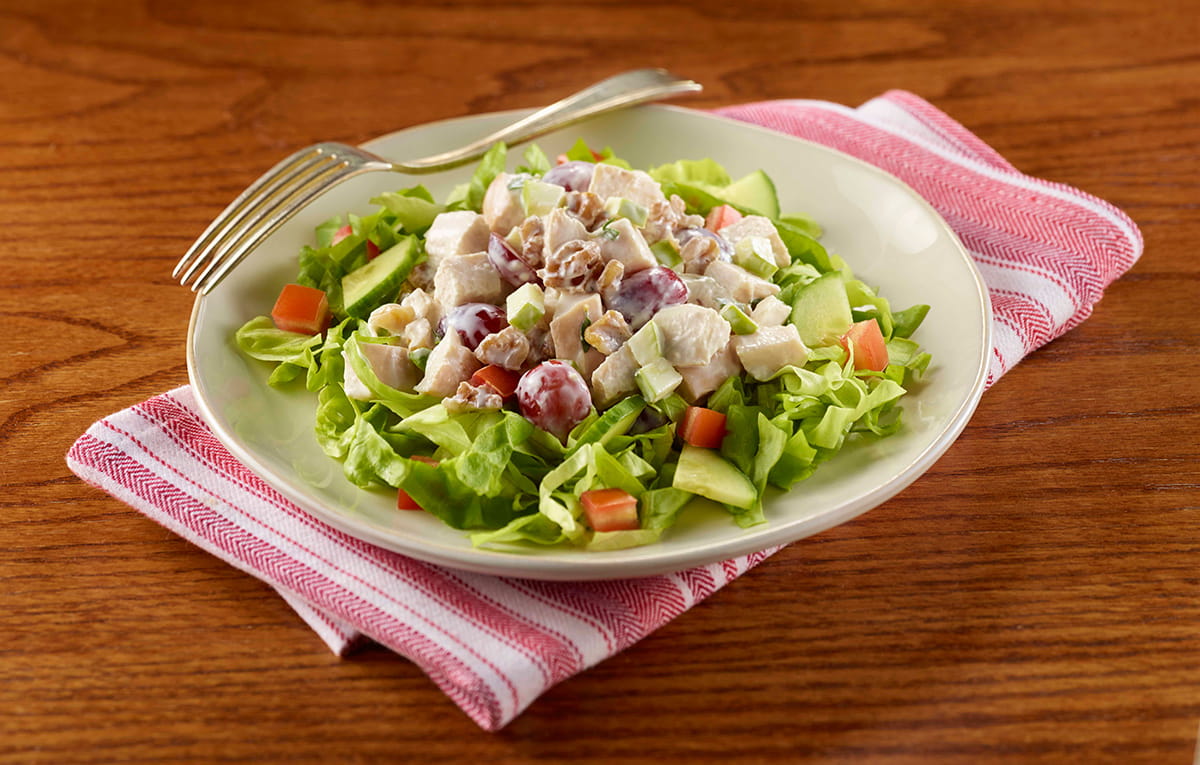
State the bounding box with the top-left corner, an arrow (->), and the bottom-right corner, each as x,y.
234,140 -> 932,551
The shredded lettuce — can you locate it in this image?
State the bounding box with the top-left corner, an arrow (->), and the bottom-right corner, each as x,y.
516,144 -> 552,176
563,138 -> 630,168
369,185 -> 443,234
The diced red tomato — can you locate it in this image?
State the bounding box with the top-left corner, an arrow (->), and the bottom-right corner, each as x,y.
470,365 -> 522,398
840,318 -> 889,372
271,283 -> 331,335
704,204 -> 743,232
580,488 -> 640,532
679,405 -> 727,449
397,456 -> 439,511
365,240 -> 380,260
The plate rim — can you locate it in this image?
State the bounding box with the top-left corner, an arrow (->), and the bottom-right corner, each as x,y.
187,103 -> 992,581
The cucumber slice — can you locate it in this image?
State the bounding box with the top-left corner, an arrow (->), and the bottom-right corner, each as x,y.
341,237 -> 421,318
789,271 -> 853,347
721,169 -> 780,219
672,444 -> 756,510
570,396 -> 646,450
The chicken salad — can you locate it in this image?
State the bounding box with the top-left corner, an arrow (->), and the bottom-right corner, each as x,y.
234,139 -> 932,550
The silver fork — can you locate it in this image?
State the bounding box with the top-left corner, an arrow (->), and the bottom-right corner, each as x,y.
173,68 -> 701,295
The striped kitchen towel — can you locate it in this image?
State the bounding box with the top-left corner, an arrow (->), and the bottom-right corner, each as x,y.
66,91 -> 1142,731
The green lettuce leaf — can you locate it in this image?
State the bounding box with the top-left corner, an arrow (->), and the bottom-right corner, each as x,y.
516,143 -> 552,175
234,316 -> 322,385
370,185 -> 443,234
891,304 -> 931,339
314,383 -> 358,460
234,316 -> 321,362
648,157 -> 732,188
470,511 -> 567,548
342,404 -> 408,488
563,138 -> 631,168
399,456 -> 520,530
641,486 -> 694,531
586,529 -> 662,551
454,413 -> 534,497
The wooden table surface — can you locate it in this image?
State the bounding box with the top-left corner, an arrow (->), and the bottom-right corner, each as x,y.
3,0 -> 1198,762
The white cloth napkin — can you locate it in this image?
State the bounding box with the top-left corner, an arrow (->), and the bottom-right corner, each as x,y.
67,91 -> 1142,731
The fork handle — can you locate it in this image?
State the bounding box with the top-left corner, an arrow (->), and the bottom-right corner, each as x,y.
390,68 -> 701,174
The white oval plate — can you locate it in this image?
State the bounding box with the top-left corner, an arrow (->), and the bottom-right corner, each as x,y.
187,104 -> 991,581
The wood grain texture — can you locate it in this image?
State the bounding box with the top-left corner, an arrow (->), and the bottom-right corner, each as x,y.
2,0 -> 1197,762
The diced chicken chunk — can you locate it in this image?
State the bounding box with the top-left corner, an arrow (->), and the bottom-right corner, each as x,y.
651,304 -> 731,367
550,294 -> 604,376
681,274 -> 731,310
720,215 -> 790,268
482,172 -> 527,234
750,295 -> 792,327
423,211 -> 491,271
583,310 -> 631,355
404,318 -> 434,350
543,286 -> 591,324
414,331 -> 481,397
587,163 -> 668,210
341,343 -> 420,400
362,342 -> 421,390
596,217 -> 656,273
733,324 -> 809,381
402,288 -> 439,323
704,260 -> 781,303
590,342 -> 638,406
678,339 -> 742,402
474,326 -> 531,370
433,252 -> 502,309
544,207 -> 589,256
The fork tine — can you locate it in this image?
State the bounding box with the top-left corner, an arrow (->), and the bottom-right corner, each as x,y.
187,155 -> 349,290
179,152 -> 345,287
193,159 -> 368,294
174,144 -> 333,282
